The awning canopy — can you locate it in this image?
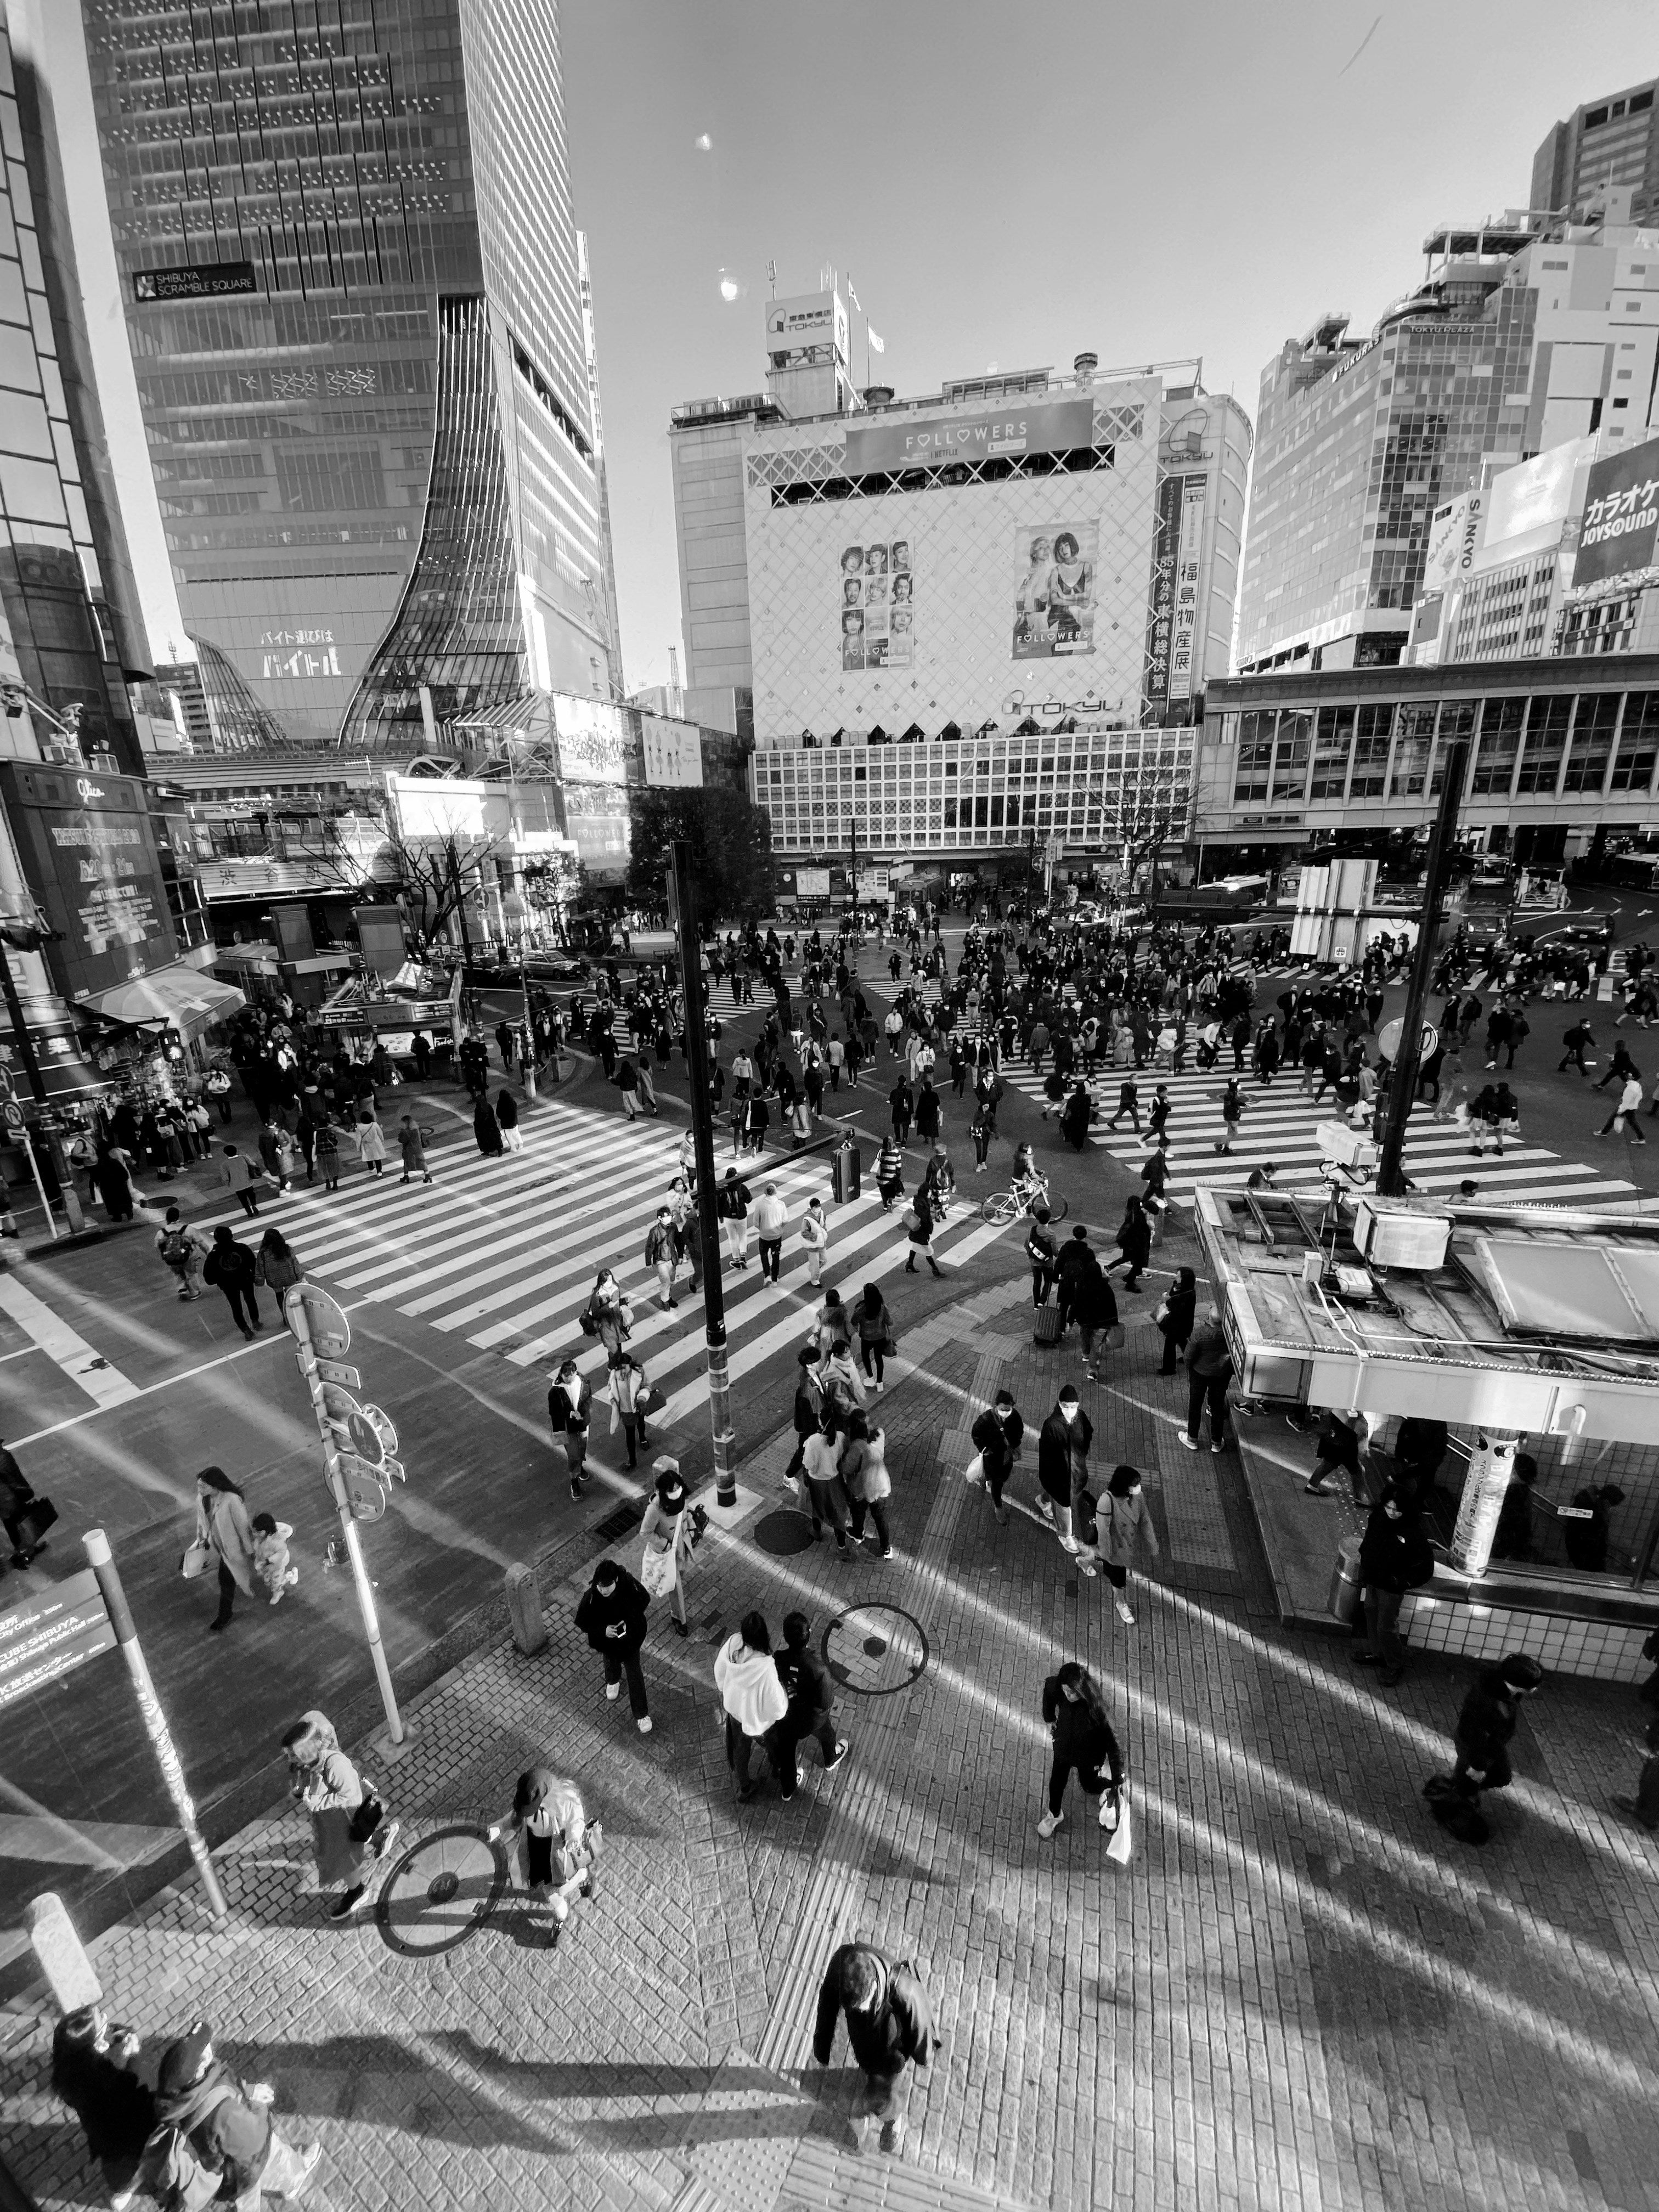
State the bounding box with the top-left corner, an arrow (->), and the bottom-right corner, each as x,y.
77,962 -> 246,1042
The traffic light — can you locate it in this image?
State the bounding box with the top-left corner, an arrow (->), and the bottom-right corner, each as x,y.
159,1023 -> 185,1064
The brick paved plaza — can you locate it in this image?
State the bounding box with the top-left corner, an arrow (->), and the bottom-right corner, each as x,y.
3,1204 -> 1657,2212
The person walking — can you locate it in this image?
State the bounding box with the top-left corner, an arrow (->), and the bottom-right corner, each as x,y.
810,1943 -> 934,2157
49,2003 -> 154,2212
1106,1196 -> 1153,1293
580,1268 -> 633,1359
1559,1019 -> 1595,1076
203,1227 -> 261,1341
256,1226 -> 304,1327
645,1205 -> 680,1310
638,1459 -> 697,1637
775,1611 -> 848,1795
799,1195 -> 830,1288
1304,1407 -> 1365,1499
1154,1265 -> 1197,1375
889,1075 -> 914,1147
575,1557 -> 653,1731
280,1709 -> 396,1921
606,1350 -> 652,1469
754,1182 -> 788,1283
874,1134 -> 905,1212
216,1142 -> 264,1220
1036,1661 -> 1126,1838
1073,1250 -> 1119,1382
904,1182 -> 944,1278
549,1356 -> 591,1498
1612,1712 -> 1659,1835
313,1115 -> 342,1192
715,1610 -> 791,1801
849,1282 -> 894,1395
353,1108 -> 386,1179
496,1086 -> 523,1153
1091,1463 -> 1160,1625
1214,1077 -> 1245,1154
1430,1653 -> 1545,1836
1352,1485 -> 1434,1686
718,1168 -> 753,1269
1596,1071 -> 1649,1144
1037,1385 -> 1093,1560
1178,1306 -> 1233,1452
840,1410 -> 893,1559
802,1408 -> 853,1549
396,1111 -> 432,1184
154,1205 -> 211,1302
967,1388 -> 1024,1525
151,2022 -> 320,2204
485,1767 -> 600,1948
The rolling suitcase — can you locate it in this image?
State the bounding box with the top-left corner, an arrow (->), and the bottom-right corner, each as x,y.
1034,1300 -> 1065,1346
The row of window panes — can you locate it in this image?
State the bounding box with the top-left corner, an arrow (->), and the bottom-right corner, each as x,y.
1225,693 -> 1659,805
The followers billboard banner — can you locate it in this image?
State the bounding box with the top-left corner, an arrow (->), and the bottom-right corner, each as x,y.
1012,523 -> 1098,660
839,539 -> 915,670
844,396 -> 1094,477
1573,433 -> 1659,594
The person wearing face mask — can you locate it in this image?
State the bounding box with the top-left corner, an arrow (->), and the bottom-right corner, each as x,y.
1036,1661 -> 1126,1839
1353,1485 -> 1435,1686
1037,1386 -> 1093,1559
1427,1653 -> 1545,1839
1091,1463 -> 1161,1627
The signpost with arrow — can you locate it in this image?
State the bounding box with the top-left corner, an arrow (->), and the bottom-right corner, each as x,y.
286,1283 -> 405,1741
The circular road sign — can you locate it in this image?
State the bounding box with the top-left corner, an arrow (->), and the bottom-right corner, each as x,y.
2,1102 -> 23,1130
346,1409 -> 385,1468
1377,1017 -> 1438,1065
292,1284 -> 351,1357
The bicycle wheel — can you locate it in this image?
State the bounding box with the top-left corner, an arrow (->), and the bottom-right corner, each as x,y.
981,1192 -> 1019,1226
1049,1193 -> 1070,1222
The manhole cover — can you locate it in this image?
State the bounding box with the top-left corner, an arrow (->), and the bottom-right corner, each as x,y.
823,1605 -> 929,1696
374,1825 -> 505,1957
754,1509 -> 817,1556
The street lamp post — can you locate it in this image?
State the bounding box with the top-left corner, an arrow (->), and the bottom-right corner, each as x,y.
670,841 -> 736,1507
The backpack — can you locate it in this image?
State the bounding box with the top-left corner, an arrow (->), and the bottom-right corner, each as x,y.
145,2085 -> 234,2212
160,1227 -> 192,1270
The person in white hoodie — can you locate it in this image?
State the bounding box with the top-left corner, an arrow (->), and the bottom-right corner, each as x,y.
714,1610 -> 790,1801
753,1182 -> 789,1284
798,1195 -> 830,1288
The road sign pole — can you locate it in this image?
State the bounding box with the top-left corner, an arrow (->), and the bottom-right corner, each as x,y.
1377,741 -> 1468,1197
288,1293 -> 404,1742
82,1528 -> 227,1922
670,840 -> 737,1508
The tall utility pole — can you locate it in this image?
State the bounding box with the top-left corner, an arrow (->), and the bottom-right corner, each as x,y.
670,842 -> 736,1506
1376,741 -> 1468,1197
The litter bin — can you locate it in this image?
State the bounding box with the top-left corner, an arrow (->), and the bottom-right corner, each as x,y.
831,1138 -> 862,1203
1328,1533 -> 1363,1627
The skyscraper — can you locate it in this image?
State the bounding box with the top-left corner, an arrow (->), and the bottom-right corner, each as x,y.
80,0 -> 622,751
1531,80 -> 1659,221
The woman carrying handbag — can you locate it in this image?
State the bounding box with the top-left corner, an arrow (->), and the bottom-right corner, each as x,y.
486,1766 -> 599,1949
638,1460 -> 699,1635
1036,1661 -> 1126,1842
839,1410 -> 893,1560
188,1466 -> 258,1633
280,1709 -> 398,1921
1091,1463 -> 1160,1627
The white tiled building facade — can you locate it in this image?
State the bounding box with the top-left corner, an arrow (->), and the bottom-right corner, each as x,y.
670,366 -> 1251,864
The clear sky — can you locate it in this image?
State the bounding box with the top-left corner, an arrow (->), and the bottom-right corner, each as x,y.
563,0 -> 1659,691
49,0 -> 1659,696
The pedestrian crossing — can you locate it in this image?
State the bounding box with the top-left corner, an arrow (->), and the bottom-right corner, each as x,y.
190,1093 -> 1012,1433
992,1060 -> 1645,1212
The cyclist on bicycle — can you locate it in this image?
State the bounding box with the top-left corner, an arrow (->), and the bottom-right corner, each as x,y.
1011,1142 -> 1048,1213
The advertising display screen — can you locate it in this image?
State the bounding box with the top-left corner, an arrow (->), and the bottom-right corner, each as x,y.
0,763 -> 177,1002
1012,523 -> 1098,659
845,396 -> 1094,477
839,539 -> 915,670
1573,433 -> 1659,594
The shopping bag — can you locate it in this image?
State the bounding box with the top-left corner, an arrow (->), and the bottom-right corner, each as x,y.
1104,1323 -> 1126,1352
1105,1797 -> 1133,1866
180,1539 -> 214,1580
962,1453 -> 985,1486
639,1538 -> 677,1598
14,1496 -> 58,1549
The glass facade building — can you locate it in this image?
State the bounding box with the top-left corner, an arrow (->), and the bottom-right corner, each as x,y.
80,0 -> 620,749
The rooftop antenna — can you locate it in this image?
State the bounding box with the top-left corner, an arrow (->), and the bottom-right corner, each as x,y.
767,258 -> 777,297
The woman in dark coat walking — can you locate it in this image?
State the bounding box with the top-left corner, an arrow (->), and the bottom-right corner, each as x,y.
1036,1662 -> 1125,1838
1107,1197 -> 1153,1292
1059,1081 -> 1092,1152
1156,1265 -> 1197,1375
472,1093 -> 505,1157
204,1226 -> 261,1339
1353,1486 -> 1434,1685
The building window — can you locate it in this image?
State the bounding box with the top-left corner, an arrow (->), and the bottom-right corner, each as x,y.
1348,704 -> 1392,798
1469,697 -> 1521,794
1610,692 -> 1659,792
1389,703 -> 1437,798
1562,695 -> 1619,792
1515,695 -> 1571,793
1309,705 -> 1355,799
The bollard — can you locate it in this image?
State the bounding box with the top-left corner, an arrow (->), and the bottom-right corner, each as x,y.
1328,1534 -> 1364,1626
504,1562 -> 548,1655
27,1893 -> 101,2013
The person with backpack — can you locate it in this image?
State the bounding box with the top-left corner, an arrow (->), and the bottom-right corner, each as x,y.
202,1226 -> 261,1342
486,1766 -> 600,1948
1036,1661 -> 1126,1839
718,1168 -> 753,1268
280,1709 -> 397,1922
155,1206 -> 210,1302
50,2004 -> 154,2211
549,1357 -> 591,1499
811,1941 -> 935,2156
774,1610 -> 848,1795
574,1558 -> 653,1732
149,2021 -> 319,2209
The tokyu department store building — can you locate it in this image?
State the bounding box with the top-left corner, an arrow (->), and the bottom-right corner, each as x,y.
671,363 -> 1251,883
